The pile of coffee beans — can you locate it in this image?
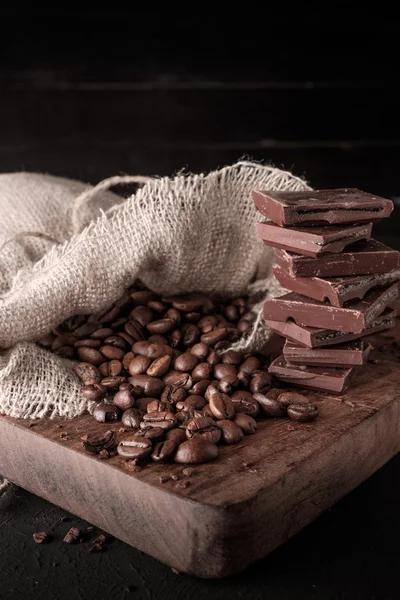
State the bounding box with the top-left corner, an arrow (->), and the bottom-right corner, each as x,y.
38,286 -> 319,465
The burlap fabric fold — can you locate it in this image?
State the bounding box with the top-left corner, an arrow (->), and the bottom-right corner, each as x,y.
0,162 -> 310,424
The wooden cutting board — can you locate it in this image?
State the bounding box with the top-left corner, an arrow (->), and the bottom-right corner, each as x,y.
1,326 -> 400,578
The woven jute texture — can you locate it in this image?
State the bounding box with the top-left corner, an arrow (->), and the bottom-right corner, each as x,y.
0,162 -> 310,424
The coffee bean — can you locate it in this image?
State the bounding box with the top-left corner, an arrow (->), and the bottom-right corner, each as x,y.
182,324 -> 200,346
287,404 -> 319,422
122,352 -> 135,370
166,428 -> 187,444
253,392 -> 286,417
217,420 -> 244,444
209,391 -> 235,420
186,417 -> 221,444
93,403 -> 121,423
129,306 -> 154,326
113,388 -> 135,411
240,311 -> 256,323
147,343 -> 176,359
147,355 -> 172,377
225,304 -> 239,322
102,335 -> 127,350
117,436 -> 152,459
278,391 -> 310,407
111,317 -> 129,330
171,293 -> 211,312
250,372 -> 272,394
221,350 -> 243,365
98,306 -> 120,324
67,314 -> 88,331
190,343 -> 209,360
128,355 -> 152,376
151,440 -> 177,462
82,384 -> 106,402
218,374 -> 239,395
125,319 -> 145,341
238,319 -> 251,333
73,363 -> 102,385
165,308 -> 181,325
121,408 -> 143,429
174,352 -> 198,372
128,374 -> 164,397
118,332 -> 135,346
142,411 -> 177,430
74,339 -> 102,349
264,388 -> 282,401
237,370 -> 251,388
74,322 -> 103,338
201,328 -> 228,346
77,347 -> 104,366
101,376 -> 126,390
231,390 -> 260,417
147,318 -> 175,334
184,311 -> 201,323
175,438 -> 219,464
190,362 -> 212,382
147,300 -> 166,313
198,315 -> 218,331
213,364 -> 237,380
131,290 -> 156,305
234,413 -> 257,434
99,362 -> 110,377
100,345 -> 125,361
37,334 -> 56,348
161,384 -> 186,405
169,328 -> 183,348
99,359 -> 123,377
189,379 -> 210,396
131,341 -> 151,356
83,430 -> 116,453
141,426 -> 165,441
207,351 -> 219,366
202,404 -> 215,419
147,334 -> 168,345
91,327 -> 113,339
176,395 -> 206,412
54,346 -> 75,358
240,356 -> 261,375
147,400 -> 170,413
135,397 -> 159,412
163,371 -> 192,390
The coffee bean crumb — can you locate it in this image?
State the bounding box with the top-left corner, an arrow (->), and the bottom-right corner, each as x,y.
33,531 -> 48,544
242,461 -> 249,467
80,434 -> 88,441
54,424 -> 64,429
87,526 -> 94,532
159,475 -> 169,484
99,449 -> 109,459
89,534 -> 107,553
182,467 -> 194,477
176,480 -> 189,489
171,567 -> 180,575
287,425 -> 296,431
171,474 -> 179,481
63,527 -> 80,544
59,432 -> 68,439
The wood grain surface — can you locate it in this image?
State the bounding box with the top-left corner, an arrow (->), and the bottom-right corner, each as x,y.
1,327 -> 399,578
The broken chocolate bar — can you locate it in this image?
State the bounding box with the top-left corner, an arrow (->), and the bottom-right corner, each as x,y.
274,240 -> 399,278
263,284 -> 398,334
273,264 -> 400,307
256,222 -> 372,257
253,188 -> 393,227
269,355 -> 353,393
283,339 -> 371,367
265,308 -> 396,348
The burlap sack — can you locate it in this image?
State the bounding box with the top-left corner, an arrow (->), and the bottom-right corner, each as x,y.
0,161 -> 310,423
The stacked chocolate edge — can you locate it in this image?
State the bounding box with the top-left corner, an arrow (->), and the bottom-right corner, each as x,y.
253,188 -> 400,394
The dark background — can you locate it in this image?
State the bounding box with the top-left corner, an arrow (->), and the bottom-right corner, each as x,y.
1,9 -> 400,600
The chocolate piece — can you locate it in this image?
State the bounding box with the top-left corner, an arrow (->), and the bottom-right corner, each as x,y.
263,284 -> 398,334
266,308 -> 396,348
253,188 -> 393,226
283,339 -> 371,367
274,240 -> 399,278
269,355 -> 353,393
257,222 -> 372,257
273,264 -> 400,308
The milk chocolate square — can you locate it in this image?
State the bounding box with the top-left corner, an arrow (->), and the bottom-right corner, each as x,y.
269,355 -> 353,393
283,339 -> 371,367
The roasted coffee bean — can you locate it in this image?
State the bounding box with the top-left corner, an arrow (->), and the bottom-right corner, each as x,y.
264,388 -> 282,401
204,383 -> 219,402
54,346 -> 75,358
128,374 -> 164,397
136,397 -> 158,412
83,430 -> 116,453
101,376 -> 126,390
166,428 -> 187,444
238,320 -> 251,333
202,404 -> 215,419
253,392 -> 286,418
77,347 -> 104,366
287,404 -> 319,422
240,356 -> 261,375
191,362 -> 212,382
184,311 -> 201,323
147,355 -> 172,377
147,300 -> 165,313
174,352 -> 198,372
146,335 -> 166,345
129,355 -> 152,376
250,371 -> 272,394
182,323 -> 200,346
147,400 -> 170,413
234,413 -> 257,434
161,384 -> 187,405
237,370 -> 251,388
151,440 -> 177,462
231,390 -> 260,417
113,388 -> 135,411
213,364 -> 237,380
123,352 -> 135,370
121,408 -> 143,429
240,311 -> 256,323
125,320 -> 145,341
99,362 -> 110,377
225,304 -> 239,322
74,362 -> 102,385
66,314 -> 87,331
74,322 -> 103,338
147,318 -> 175,334
91,327 -> 113,339
207,351 -> 219,366
189,379 -> 210,396
190,343 -> 209,360
176,395 -> 206,412
74,338 -> 101,349
141,426 -> 165,442
175,438 -> 219,464
99,359 -> 123,377
37,334 -> 56,348
100,345 -> 125,361
165,308 -> 181,325
131,290 -> 156,305
93,403 -> 121,423
221,350 -> 243,365
171,293 -> 211,312
118,332 -> 135,346
201,328 -> 228,346
186,417 -> 221,444
209,391 -> 235,420
169,328 -> 183,348
218,374 -> 239,395
142,411 -> 177,430
131,341 -> 151,356
163,370 -> 192,390
111,317 -> 129,329
117,436 -> 152,459
147,343 -> 176,359
98,306 -> 120,324
103,335 -> 128,350
82,384 -> 106,402
129,306 -> 154,326
214,340 -> 231,352
198,315 -> 218,332
217,420 -> 244,444
278,391 -> 310,407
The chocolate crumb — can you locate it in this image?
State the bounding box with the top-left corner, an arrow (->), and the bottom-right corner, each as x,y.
89,534 -> 107,553
176,480 -> 189,489
171,474 -> 179,481
182,467 -> 194,477
33,532 -> 48,544
87,526 -> 94,532
63,527 -> 80,544
80,434 -> 88,441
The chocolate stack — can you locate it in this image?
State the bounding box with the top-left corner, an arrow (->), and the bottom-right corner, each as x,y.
253,188 -> 400,393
